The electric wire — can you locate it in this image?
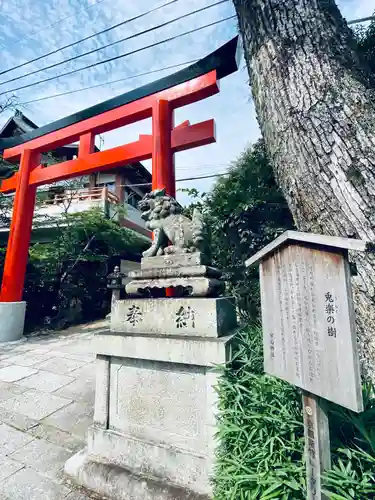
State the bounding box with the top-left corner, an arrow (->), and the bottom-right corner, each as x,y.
20,60 -> 197,105
0,15 -> 236,97
0,0 -> 108,49
0,0 -> 229,86
0,0 -> 181,77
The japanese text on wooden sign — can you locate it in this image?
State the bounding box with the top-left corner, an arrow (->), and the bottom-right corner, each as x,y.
259,244 -> 363,412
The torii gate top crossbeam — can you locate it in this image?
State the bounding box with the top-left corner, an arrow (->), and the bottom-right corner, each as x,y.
0,36 -> 241,160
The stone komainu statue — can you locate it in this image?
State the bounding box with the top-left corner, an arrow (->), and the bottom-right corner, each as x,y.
139,188 -> 205,258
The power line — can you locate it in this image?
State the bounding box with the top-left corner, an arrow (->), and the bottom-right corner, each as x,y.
21,60 -> 197,105
120,172 -> 229,188
3,11 -> 366,101
0,15 -> 236,97
348,15 -> 375,25
0,0 -> 228,87
0,0 -> 180,78
1,0 -> 108,50
176,163 -> 230,170
1,172 -> 228,198
172,172 -> 229,182
2,9 -> 371,77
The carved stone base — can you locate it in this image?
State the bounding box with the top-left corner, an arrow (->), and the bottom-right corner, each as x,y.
141,252 -> 207,269
65,449 -> 210,500
125,276 -> 223,297
111,297 -> 237,336
66,327 -> 235,499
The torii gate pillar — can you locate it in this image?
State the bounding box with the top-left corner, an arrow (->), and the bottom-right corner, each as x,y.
0,36 -> 241,341
152,99 -> 175,196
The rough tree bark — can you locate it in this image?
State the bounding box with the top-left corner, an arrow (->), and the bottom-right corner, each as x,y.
233,0 -> 375,381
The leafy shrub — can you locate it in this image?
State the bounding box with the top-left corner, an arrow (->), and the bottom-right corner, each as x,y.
323,447 -> 375,499
323,382 -> 375,499
0,206 -> 148,332
214,325 -> 306,499
182,140 -> 294,319
215,326 -> 375,499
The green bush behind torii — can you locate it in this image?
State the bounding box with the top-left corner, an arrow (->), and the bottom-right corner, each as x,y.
0,205 -> 148,331
182,139 -> 294,319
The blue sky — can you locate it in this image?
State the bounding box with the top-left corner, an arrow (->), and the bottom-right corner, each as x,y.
0,0 -> 372,202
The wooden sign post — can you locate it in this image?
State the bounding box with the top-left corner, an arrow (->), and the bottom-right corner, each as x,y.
246,231 -> 366,500
302,392 -> 331,499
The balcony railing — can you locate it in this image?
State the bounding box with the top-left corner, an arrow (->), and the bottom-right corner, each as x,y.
0,186 -> 150,236
42,186 -> 119,206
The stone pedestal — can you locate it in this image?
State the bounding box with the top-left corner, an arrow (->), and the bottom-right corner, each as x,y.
0,301 -> 26,342
66,249 -> 237,499
65,297 -> 236,499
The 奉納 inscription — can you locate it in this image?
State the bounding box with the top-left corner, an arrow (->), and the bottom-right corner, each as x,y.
175,306 -> 196,329
125,305 -> 143,326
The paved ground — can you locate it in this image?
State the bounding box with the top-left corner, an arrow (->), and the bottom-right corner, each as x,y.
0,320 -> 109,500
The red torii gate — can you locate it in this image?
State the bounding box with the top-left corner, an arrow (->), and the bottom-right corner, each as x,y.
0,37 -> 240,333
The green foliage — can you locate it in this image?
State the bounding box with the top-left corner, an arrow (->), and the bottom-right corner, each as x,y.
323,448 -> 375,499
211,16 -> 375,500
323,382 -> 375,499
215,326 -> 375,499
22,206 -> 148,331
355,14 -> 375,76
182,140 -> 294,318
214,325 -> 305,499
30,207 -> 146,271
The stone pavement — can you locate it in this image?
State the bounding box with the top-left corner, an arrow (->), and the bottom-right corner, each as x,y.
0,320 -> 109,500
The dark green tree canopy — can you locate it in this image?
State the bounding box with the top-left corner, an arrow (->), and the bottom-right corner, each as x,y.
184,140 -> 294,317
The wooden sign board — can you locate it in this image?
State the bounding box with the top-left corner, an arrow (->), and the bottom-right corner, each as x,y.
246,231 -> 364,413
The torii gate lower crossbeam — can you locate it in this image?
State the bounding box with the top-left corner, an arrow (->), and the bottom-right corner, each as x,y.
0,36 -> 240,340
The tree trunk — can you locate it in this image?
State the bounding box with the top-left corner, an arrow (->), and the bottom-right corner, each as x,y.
233,0 -> 375,381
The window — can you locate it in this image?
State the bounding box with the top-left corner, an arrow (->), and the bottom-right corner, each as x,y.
125,187 -> 141,208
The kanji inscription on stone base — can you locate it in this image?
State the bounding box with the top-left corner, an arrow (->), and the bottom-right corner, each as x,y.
111,297 -> 237,338
257,240 -> 363,412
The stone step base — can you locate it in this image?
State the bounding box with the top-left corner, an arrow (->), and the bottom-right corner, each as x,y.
65,449 -> 211,500
125,277 -> 223,298
128,266 -> 222,280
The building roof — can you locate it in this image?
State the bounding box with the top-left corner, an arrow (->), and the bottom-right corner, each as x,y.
0,110 -> 38,138
121,162 -> 151,187
245,230 -> 366,267
0,110 -> 99,153
0,111 -> 149,184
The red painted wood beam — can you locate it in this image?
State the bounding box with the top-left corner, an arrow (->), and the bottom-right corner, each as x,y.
0,151 -> 40,302
173,120 -> 190,130
0,119 -> 215,193
3,71 -> 218,162
172,118 -> 215,153
79,132 -> 95,156
152,99 -> 174,196
138,119 -> 190,143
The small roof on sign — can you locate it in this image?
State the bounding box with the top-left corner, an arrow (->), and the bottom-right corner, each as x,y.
245,230 -> 366,267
